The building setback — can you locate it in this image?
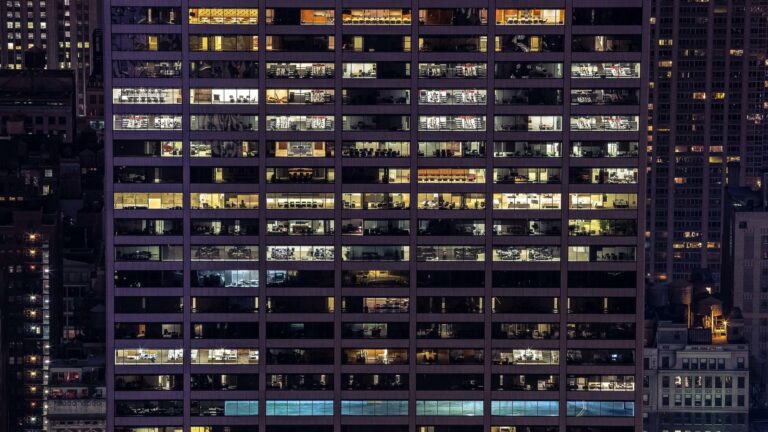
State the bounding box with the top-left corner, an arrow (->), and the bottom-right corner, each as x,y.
104,2 -> 648,432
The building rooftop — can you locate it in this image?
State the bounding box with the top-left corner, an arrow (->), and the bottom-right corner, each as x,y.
0,69 -> 74,107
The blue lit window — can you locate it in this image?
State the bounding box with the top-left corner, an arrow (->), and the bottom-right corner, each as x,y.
491,400 -> 558,416
341,400 -> 408,416
416,400 -> 483,416
566,401 -> 635,417
224,401 -> 258,416
266,400 -> 333,416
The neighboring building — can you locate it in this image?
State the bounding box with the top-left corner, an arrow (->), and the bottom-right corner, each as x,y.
0,68 -> 76,141
48,357 -> 106,432
0,62 -> 106,431
0,210 -> 59,432
105,2 -> 648,432
0,0 -> 104,116
643,277 -> 750,432
724,185 -> 768,409
647,0 -> 768,290
644,322 -> 750,432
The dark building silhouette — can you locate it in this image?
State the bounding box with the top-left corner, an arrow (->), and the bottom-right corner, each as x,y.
647,0 -> 768,291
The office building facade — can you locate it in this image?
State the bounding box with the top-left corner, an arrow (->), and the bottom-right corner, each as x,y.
647,0 -> 768,290
105,2 -> 648,431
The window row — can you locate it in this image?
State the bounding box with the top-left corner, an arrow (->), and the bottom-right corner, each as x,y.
112,87 -> 638,107
111,34 -> 641,53
110,60 -> 641,80
111,193 -> 640,211
114,7 -> 640,27
112,140 -> 639,160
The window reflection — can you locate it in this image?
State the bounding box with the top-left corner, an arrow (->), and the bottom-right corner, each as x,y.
418,141 -> 485,158
112,34 -> 181,51
111,7 -> 180,25
569,193 -> 638,210
112,60 -> 182,78
266,193 -> 335,210
571,141 -> 639,158
570,167 -> 638,184
416,246 -> 485,262
494,168 -> 561,184
342,270 -> 409,287
342,35 -> 411,52
189,35 -> 258,52
190,89 -> 258,104
417,193 -> 485,210
342,193 -> 410,210
419,63 -> 487,78
496,9 -> 564,25
115,349 -> 183,365
191,141 -> 257,158
191,245 -> 258,261
267,116 -> 334,131
344,115 -> 410,131
191,270 -> 259,288
571,88 -> 639,105
567,375 -> 635,392
113,114 -> 181,131
267,167 -> 334,184
113,193 -> 183,210
568,219 -> 637,237
267,89 -> 334,105
419,36 -> 487,52
113,88 -> 181,104
342,297 -> 409,313
571,115 -> 639,131
343,62 -> 411,79
495,115 -> 562,131
190,193 -> 259,210
268,141 -> 334,158
267,246 -> 334,261
493,219 -> 561,236
341,246 -> 409,261
267,220 -> 334,236
419,89 -> 486,105
266,9 -> 334,25
267,63 -> 334,79
190,60 -> 259,79
568,246 -> 637,262
493,193 -> 561,210
493,246 -> 561,262
343,9 -> 411,25
416,349 -> 484,365
419,8 -> 487,25
496,35 -> 563,53
343,349 -> 408,365
496,62 -> 563,79
342,141 -> 409,158
419,116 -> 486,131
493,323 -> 559,339
571,62 -> 641,78
418,168 -> 485,183
189,8 -> 258,25
492,349 -> 560,365
493,141 -> 560,158
190,114 -> 257,131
